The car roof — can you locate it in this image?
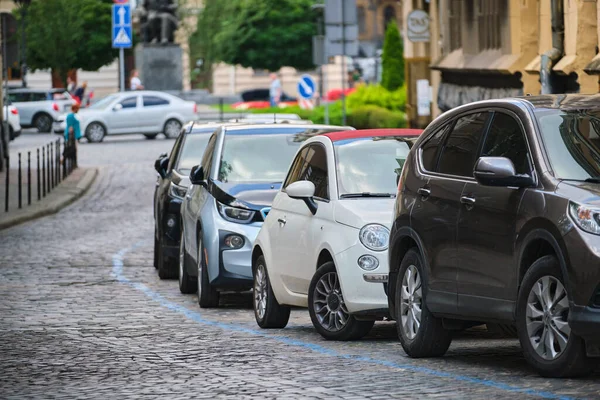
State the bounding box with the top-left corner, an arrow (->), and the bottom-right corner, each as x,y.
224,123 -> 354,132
514,93 -> 600,111
323,128 -> 423,142
9,88 -> 67,93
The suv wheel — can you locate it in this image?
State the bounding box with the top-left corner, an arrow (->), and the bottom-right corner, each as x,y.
153,229 -> 159,270
33,113 -> 52,133
308,262 -> 374,340
395,248 -> 452,357
253,255 -> 290,328
197,237 -> 219,308
517,255 -> 592,377
178,232 -> 197,294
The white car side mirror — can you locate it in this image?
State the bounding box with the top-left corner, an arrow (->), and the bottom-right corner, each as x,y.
113,103 -> 123,112
286,180 -> 317,215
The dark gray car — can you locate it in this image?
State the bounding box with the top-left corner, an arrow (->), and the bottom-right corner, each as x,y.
388,94 -> 600,378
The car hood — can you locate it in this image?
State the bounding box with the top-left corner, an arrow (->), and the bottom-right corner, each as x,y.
209,180 -> 282,211
557,180 -> 600,207
333,198 -> 395,229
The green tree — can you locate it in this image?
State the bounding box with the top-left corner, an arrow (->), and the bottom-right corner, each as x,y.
191,0 -> 317,72
19,0 -> 118,86
381,21 -> 405,91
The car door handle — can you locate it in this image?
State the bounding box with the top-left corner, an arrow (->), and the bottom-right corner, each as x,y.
460,196 -> 476,206
417,187 -> 431,197
277,218 -> 286,225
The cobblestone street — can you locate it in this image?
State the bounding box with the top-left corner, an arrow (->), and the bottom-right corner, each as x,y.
1,135 -> 599,399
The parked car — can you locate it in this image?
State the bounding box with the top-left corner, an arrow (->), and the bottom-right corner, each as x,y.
3,104 -> 22,140
53,91 -> 198,143
388,94 -> 600,378
153,122 -> 237,279
251,129 -> 422,339
232,88 -> 298,110
8,88 -> 74,132
179,123 -> 353,307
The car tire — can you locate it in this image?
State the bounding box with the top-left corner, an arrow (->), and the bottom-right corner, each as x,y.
144,133 -> 158,140
85,122 -> 106,143
157,236 -> 177,280
33,113 -> 53,133
9,126 -> 15,141
253,255 -> 290,328
153,229 -> 159,270
178,232 -> 198,294
308,262 -> 374,340
163,119 -> 182,139
395,248 -> 452,357
516,255 -> 593,378
197,236 -> 220,308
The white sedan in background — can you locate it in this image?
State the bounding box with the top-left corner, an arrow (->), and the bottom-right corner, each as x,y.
251,128 -> 422,341
53,90 -> 198,143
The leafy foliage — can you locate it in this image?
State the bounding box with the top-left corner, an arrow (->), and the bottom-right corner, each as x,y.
381,21 -> 405,91
20,0 -> 117,86
347,84 -> 407,112
191,0 -> 317,72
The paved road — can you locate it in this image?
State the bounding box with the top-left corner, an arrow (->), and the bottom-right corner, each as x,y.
1,134 -> 599,399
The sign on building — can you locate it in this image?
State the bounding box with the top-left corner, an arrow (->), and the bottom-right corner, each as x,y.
416,79 -> 431,117
407,10 -> 430,43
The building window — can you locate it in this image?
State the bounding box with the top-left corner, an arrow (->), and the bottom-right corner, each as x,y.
448,0 -> 462,51
358,6 -> 366,35
383,5 -> 396,32
477,0 -> 503,50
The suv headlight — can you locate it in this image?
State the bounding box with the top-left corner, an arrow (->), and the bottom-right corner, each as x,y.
568,201 -> 600,235
169,182 -> 187,199
217,201 -> 255,224
359,224 -> 390,251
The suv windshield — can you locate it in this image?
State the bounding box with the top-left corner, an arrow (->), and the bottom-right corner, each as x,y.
176,131 -> 214,173
218,127 -> 335,183
535,109 -> 600,181
334,137 -> 414,196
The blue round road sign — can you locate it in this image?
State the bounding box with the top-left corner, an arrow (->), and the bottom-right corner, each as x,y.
297,74 -> 316,99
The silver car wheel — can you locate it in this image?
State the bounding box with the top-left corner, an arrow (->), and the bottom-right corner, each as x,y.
254,264 -> 268,320
197,239 -> 203,300
526,276 -> 571,360
400,264 -> 422,340
178,234 -> 185,287
88,123 -> 105,142
312,271 -> 349,332
164,120 -> 181,139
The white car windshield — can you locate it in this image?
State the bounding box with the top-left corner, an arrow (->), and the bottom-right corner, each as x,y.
334,137 -> 415,197
88,95 -> 119,110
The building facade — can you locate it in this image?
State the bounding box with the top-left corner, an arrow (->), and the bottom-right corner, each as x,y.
406,0 -> 600,127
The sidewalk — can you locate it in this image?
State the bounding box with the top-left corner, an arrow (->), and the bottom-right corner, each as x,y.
0,167 -> 98,230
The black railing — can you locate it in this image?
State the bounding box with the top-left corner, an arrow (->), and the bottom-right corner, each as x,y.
3,138 -> 77,213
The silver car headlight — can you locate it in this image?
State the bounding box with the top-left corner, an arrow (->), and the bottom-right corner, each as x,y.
359,224 -> 390,251
217,201 -> 255,224
169,182 -> 187,199
568,201 -> 600,235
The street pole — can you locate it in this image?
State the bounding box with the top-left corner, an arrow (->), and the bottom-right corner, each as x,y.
119,48 -> 125,92
341,0 -> 347,126
20,4 -> 27,88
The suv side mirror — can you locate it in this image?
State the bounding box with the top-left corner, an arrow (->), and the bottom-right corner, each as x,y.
473,157 -> 534,188
286,180 -> 318,215
113,103 -> 123,112
190,165 -> 206,186
154,156 -> 169,178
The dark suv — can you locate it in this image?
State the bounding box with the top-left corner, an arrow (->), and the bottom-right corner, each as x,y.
389,94 -> 600,378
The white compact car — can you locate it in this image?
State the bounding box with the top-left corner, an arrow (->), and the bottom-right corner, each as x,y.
4,105 -> 22,140
53,90 -> 198,143
252,128 -> 422,340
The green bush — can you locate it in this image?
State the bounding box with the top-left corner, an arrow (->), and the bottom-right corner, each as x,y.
381,22 -> 405,91
348,106 -> 406,129
346,84 -> 407,112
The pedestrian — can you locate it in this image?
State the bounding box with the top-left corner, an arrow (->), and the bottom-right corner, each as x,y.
269,72 -> 281,108
62,103 -> 81,165
66,76 -> 76,95
73,81 -> 87,106
130,69 -> 144,90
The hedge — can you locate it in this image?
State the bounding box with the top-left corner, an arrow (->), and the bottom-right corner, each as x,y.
346,84 -> 407,112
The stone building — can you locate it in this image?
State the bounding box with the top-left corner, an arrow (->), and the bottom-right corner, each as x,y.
405,0 -> 600,127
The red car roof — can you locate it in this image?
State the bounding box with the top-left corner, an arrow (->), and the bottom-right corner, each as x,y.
323,128 -> 423,142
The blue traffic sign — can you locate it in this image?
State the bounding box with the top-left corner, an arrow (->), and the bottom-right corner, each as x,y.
112,3 -> 132,49
297,74 -> 316,99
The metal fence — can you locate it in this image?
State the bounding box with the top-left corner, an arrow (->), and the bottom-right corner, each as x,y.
3,138 -> 77,212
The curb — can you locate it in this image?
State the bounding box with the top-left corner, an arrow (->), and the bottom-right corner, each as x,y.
0,168 -> 99,231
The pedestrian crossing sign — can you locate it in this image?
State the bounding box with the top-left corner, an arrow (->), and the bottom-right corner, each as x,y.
113,27 -> 132,48
112,3 -> 132,48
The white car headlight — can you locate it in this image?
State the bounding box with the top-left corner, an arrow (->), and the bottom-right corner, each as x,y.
216,201 -> 255,224
359,224 -> 390,251
568,201 -> 600,235
169,182 -> 187,199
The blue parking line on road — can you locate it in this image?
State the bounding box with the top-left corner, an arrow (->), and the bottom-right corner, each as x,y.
112,243 -> 580,400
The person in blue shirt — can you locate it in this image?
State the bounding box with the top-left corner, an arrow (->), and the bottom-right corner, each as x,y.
64,103 -> 81,143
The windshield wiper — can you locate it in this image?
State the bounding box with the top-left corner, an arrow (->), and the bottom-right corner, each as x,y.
584,177 -> 600,183
340,192 -> 395,199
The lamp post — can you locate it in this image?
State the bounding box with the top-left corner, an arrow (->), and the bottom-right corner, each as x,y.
15,0 -> 31,88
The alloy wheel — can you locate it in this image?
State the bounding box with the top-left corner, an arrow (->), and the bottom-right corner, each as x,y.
254,264 -> 268,320
312,272 -> 349,332
88,123 -> 105,142
35,115 -> 52,132
526,276 -> 571,360
197,239 -> 203,300
164,120 -> 181,139
400,264 -> 423,340
178,235 -> 185,287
